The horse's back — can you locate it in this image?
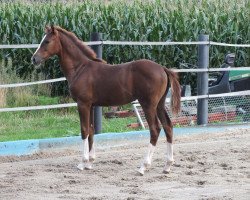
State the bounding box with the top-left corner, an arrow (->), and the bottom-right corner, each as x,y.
72,59 -> 168,106
103,59 -> 168,99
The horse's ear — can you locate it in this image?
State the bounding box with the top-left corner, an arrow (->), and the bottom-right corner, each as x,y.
44,25 -> 57,35
51,25 -> 58,35
45,25 -> 50,33
51,25 -> 55,33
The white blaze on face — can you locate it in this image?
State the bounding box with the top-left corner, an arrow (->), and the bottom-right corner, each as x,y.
34,35 -> 47,55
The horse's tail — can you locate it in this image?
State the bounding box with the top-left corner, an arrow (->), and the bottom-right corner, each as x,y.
164,68 -> 181,115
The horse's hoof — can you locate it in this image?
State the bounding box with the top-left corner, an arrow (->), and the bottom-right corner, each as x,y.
163,165 -> 171,174
77,163 -> 84,171
84,162 -> 93,170
163,160 -> 174,174
163,169 -> 170,174
137,168 -> 145,176
89,157 -> 95,162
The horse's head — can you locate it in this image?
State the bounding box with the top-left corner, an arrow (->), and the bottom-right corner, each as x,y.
32,25 -> 61,65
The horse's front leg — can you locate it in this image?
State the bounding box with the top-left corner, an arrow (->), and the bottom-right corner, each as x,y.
77,102 -> 92,170
88,107 -> 95,166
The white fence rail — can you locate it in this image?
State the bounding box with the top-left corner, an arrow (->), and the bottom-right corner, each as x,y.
1,40 -> 250,49
0,41 -> 102,49
0,77 -> 67,88
0,103 -> 77,113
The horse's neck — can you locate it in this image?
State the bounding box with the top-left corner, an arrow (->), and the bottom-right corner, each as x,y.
58,34 -> 89,83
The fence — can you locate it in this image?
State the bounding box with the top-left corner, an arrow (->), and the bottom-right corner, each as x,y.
0,36 -> 250,132
133,91 -> 250,129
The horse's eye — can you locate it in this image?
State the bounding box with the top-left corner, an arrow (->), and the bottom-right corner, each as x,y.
44,40 -> 50,44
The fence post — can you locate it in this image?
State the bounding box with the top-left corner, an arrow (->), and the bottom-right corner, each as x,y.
197,34 -> 209,125
90,32 -> 102,134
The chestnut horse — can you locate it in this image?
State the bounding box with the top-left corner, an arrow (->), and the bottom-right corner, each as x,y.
32,26 -> 181,175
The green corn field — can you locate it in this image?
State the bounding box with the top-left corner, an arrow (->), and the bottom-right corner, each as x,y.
0,0 -> 249,95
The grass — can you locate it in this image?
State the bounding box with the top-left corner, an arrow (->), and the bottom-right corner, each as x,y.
0,108 -> 140,142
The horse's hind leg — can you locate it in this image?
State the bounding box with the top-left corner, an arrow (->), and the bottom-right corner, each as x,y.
157,101 -> 174,173
138,104 -> 161,175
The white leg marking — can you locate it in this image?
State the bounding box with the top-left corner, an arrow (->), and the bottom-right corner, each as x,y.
77,136 -> 92,170
138,143 -> 155,175
82,136 -> 89,161
163,142 -> 174,173
85,143 -> 96,170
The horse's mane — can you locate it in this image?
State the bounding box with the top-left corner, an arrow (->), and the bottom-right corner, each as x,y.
54,26 -> 105,63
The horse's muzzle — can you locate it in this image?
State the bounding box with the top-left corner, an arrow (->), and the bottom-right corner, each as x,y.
31,55 -> 42,65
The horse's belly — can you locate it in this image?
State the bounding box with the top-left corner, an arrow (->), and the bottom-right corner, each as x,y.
93,88 -> 135,106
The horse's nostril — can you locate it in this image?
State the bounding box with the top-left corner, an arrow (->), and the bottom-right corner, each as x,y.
32,56 -> 36,64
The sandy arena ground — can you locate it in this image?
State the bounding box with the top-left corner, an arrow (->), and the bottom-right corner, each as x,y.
0,128 -> 249,200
